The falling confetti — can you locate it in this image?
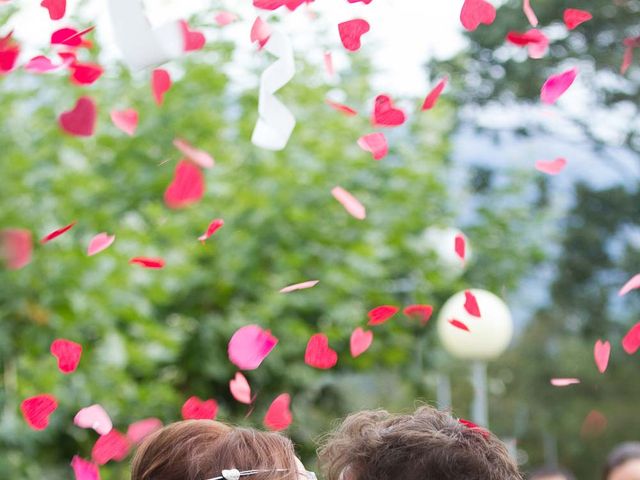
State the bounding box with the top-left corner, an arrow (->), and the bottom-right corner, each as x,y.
325,99 -> 358,116
535,158 -> 567,175
179,20 -> 205,52
464,291 -> 481,317
50,338 -> 82,373
368,305 -> 399,326
622,322 -> 640,355
152,69 -> 171,106
455,234 -> 466,261
21,394 -> 58,430
540,68 -> 578,105
173,138 -> 215,169
129,257 -> 165,269
422,77 -> 448,111
338,19 -> 370,52
164,160 -> 205,209
59,97 -> 97,137
280,280 -> 319,293
403,305 -> 434,325
41,221 -> 76,244
550,378 -> 580,387
198,219 -> 224,243
594,340 -> 611,374
449,318 -> 470,332
305,333 -> 338,369
350,328 -> 373,358
506,29 -> 549,59
91,429 -> 130,465
372,94 -> 406,127
40,0 -> 66,20
460,0 -> 496,32
229,372 -> 252,404
71,456 -> 100,480
110,109 -> 138,136
357,133 -> 388,160
70,62 -> 104,86
522,0 -> 538,27
87,233 -> 116,256
563,9 -> 592,30
618,273 -> 640,296
332,187 -> 366,220
0,229 -> 32,270
181,396 -> 218,420
264,393 -> 292,431
228,325 -> 278,370
74,404 -> 113,436
126,418 -> 162,444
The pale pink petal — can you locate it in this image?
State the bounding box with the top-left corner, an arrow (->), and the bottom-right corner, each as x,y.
229,372 -> 252,404
358,133 -> 388,160
550,378 -> 580,387
74,404 -> 113,436
250,17 -> 271,49
535,158 -> 567,175
71,456 -> 100,480
332,186 -> 366,220
110,109 -> 138,136
0,228 -> 32,270
173,138 -> 214,169
619,273 -> 640,296
198,219 -> 224,242
126,418 -> 162,444
594,340 -> 611,374
324,51 -> 334,76
280,280 -> 319,293
228,325 -> 278,370
87,233 -> 115,256
215,11 -> 238,26
523,0 -> 538,27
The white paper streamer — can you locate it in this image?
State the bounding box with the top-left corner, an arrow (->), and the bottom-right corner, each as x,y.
251,31 -> 296,151
106,0 -> 184,70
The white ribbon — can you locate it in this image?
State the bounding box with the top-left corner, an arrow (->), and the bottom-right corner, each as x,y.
251,31 -> 296,151
106,0 -> 184,70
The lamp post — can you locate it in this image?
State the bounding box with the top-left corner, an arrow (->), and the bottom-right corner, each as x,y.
436,289 -> 513,427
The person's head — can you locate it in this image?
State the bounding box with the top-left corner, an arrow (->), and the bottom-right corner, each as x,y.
131,420 -> 314,480
603,442 -> 640,480
318,406 -> 522,480
529,465 -> 575,480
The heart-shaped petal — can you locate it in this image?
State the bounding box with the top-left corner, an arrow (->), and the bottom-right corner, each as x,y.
41,221 -> 76,244
21,394 -> 58,430
403,305 -> 434,325
338,19 -> 370,52
0,228 -> 32,270
59,97 -> 96,137
173,138 -> 215,169
152,69 -> 172,106
622,322 -> 640,355
305,333 -> 338,369
228,325 -> 278,370
50,338 -> 82,373
70,62 -> 103,86
229,372 -> 252,404
164,160 -> 205,209
464,291 -> 481,317
110,109 -> 138,136
563,8 -> 592,30
41,0 -> 66,20
91,429 -> 130,465
263,393 -> 292,431
541,68 -> 578,105
181,396 -> 218,420
372,94 -> 406,127
422,77 -> 448,111
75,404 -> 113,435
198,219 -> 224,243
126,418 -> 163,444
368,305 -> 399,326
460,0 -> 496,32
358,133 -> 388,160
129,257 -> 165,269
71,456 -> 100,480
280,280 -> 319,293
332,186 -> 366,220
535,158 -> 567,175
180,20 -> 205,52
87,232 -> 115,256
350,328 -> 373,358
594,340 -> 611,374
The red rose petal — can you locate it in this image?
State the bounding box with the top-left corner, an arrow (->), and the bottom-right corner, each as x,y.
622,322 -> 640,355
594,340 -> 611,374
41,221 -> 76,244
91,429 -> 130,465
129,257 -> 165,269
0,33 -> 19,75
21,394 -> 58,430
179,20 -> 205,52
372,94 -> 406,127
541,68 -> 578,105
358,133 -> 388,160
305,333 -> 338,369
264,393 -> 292,431
455,234 -> 466,261
535,157 -> 567,175
51,26 -> 94,47
173,138 -> 215,169
367,305 -> 399,326
325,99 -> 357,116
198,219 -> 224,243
422,77 -> 448,111
126,418 -> 162,444
0,228 -> 32,270
71,456 -> 100,480
50,338 -> 82,374
279,280 -> 319,293
70,62 -> 103,85
41,0 -> 66,20
403,304 -> 434,325
151,68 -> 171,106
338,19 -> 370,52
110,109 -> 138,136
449,319 -> 470,332
459,418 -> 490,438
59,97 -> 97,137
164,160 -> 205,209
350,328 -> 373,358
563,8 -> 592,30
332,186 -> 366,220
506,29 -> 548,58
228,325 -> 278,370
229,372 -> 252,404
181,396 -> 218,420
464,291 -> 481,317
460,0 -> 496,32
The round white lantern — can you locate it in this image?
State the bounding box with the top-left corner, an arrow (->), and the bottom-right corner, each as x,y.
437,289 -> 513,360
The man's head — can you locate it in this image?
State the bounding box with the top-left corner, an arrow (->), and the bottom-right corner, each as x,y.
603,443 -> 640,480
318,406 -> 522,480
529,466 -> 575,480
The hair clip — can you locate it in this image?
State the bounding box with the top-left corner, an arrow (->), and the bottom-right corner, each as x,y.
205,468 -> 288,480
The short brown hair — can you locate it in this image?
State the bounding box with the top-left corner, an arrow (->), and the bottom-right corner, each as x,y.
318,406 -> 522,480
602,442 -> 640,480
131,420 -> 298,480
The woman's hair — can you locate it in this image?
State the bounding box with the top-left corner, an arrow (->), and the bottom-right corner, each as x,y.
602,442 -> 640,480
131,420 -> 299,480
318,406 -> 522,480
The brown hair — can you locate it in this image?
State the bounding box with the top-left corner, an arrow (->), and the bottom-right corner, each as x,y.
318,406 -> 522,480
131,420 -> 298,480
602,442 -> 640,480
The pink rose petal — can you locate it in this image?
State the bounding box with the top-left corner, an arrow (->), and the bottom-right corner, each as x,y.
41,0 -> 66,20
198,219 -> 224,243
280,280 -> 319,293
74,404 -> 113,436
250,17 -> 271,49
110,109 -> 138,136
325,99 -> 358,116
87,233 -> 115,256
21,394 -> 58,430
550,378 -> 580,387
59,97 -> 97,137
229,372 -> 252,404
460,0 -> 496,32
126,418 -> 162,444
0,228 -> 32,270
563,9 -> 592,30
350,328 -> 373,358
71,456 -> 100,480
50,338 -> 82,373
25,55 -> 60,73
506,29 -> 548,59
228,325 -> 278,370
173,138 -> 214,169
541,68 -> 578,105
214,12 -> 238,26
70,62 -> 103,86
41,221 -> 76,244
129,257 -> 165,269
180,20 -> 205,52
618,273 -> 640,296
422,77 -> 448,110
164,160 -> 205,209
372,94 -> 406,127
305,333 -> 338,369
181,396 -> 218,420
152,69 -> 171,106
332,186 -> 366,220
91,429 -> 130,465
594,340 -> 611,374
263,393 -> 292,431
403,304 -> 434,325
324,51 -> 334,76
464,291 -> 481,317
535,157 -> 567,175
455,234 -> 466,261
368,305 -> 399,326
622,322 -> 640,355
358,133 -> 388,161
523,0 -> 538,27
449,319 -> 470,332
338,19 -> 370,52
